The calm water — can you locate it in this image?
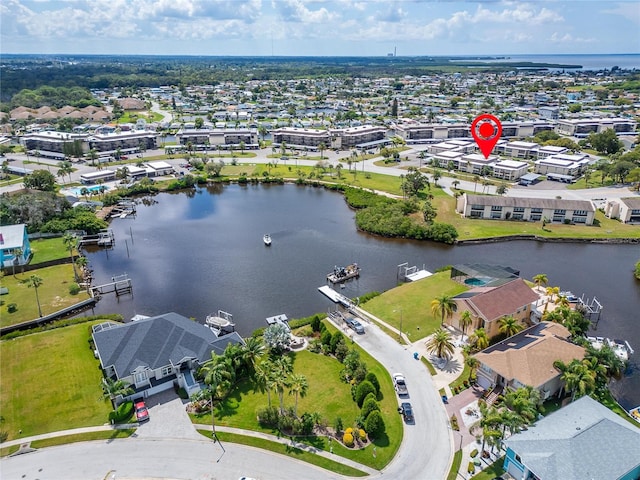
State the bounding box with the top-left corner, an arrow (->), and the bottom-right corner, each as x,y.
480,54 -> 640,71
84,184 -> 640,409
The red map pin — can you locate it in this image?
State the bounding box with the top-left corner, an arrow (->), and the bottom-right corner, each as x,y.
471,114 -> 502,159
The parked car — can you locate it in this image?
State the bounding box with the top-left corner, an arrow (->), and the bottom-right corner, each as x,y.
345,317 -> 365,334
392,373 -> 409,396
399,402 -> 414,423
135,400 -> 149,422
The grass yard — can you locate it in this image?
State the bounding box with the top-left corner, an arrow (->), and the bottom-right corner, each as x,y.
0,321 -> 112,441
192,328 -> 402,470
470,456 -> 506,480
0,264 -> 91,328
28,237 -> 71,264
361,271 -> 469,341
207,431 -> 368,477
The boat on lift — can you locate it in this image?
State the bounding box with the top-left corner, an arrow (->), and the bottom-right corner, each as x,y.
205,310 -> 236,336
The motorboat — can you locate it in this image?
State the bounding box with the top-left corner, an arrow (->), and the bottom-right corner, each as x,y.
205,310 -> 236,335
263,234 -> 272,246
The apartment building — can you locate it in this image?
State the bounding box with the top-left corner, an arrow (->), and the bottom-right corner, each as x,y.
457,194 -> 595,225
604,198 -> 640,224
555,117 -> 637,137
332,125 -> 387,149
176,128 -> 259,150
271,127 -> 331,149
533,153 -> 591,181
21,131 -> 89,159
87,131 -> 158,157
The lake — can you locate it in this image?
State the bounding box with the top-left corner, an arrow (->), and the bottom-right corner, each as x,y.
84,184 -> 640,409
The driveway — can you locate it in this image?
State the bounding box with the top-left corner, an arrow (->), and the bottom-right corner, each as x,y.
134,391 -> 202,441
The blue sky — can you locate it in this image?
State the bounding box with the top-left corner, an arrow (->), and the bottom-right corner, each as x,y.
1,1 -> 638,56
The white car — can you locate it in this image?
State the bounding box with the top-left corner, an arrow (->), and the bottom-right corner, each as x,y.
393,373 -> 409,396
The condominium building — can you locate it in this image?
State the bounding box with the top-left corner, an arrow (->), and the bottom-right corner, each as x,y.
271,127 -> 331,149
457,194 -> 595,225
332,125 -> 387,149
21,131 -> 89,159
604,198 -> 640,224
533,153 -> 590,181
87,131 -> 158,157
492,160 -> 529,181
555,117 -> 637,137
176,128 -> 259,150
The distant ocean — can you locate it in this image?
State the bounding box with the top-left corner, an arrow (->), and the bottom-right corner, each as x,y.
479,54 -> 640,71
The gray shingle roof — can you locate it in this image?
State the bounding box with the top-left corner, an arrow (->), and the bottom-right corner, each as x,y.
465,194 -> 595,212
505,396 -> 640,480
92,312 -> 242,378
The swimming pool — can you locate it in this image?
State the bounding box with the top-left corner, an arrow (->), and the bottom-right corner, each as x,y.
66,185 -> 109,197
464,277 -> 491,287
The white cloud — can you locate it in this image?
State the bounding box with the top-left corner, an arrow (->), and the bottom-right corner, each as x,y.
272,0 -> 338,23
550,32 -> 595,44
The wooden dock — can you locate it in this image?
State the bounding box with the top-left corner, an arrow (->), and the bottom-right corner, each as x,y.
92,274 -> 133,297
78,229 -> 115,247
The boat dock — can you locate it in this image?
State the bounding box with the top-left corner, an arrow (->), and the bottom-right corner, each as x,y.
206,310 -> 236,335
109,199 -> 137,219
327,263 -> 360,284
78,229 -> 115,247
266,313 -> 290,331
92,273 -> 133,297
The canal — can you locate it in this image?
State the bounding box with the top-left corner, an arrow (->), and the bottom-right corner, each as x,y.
84,184 -> 640,409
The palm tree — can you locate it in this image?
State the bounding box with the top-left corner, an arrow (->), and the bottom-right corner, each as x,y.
459,310 -> 473,341
272,355 -> 293,413
288,373 -> 309,416
318,142 -> 326,159
465,356 -> 480,382
240,336 -> 265,376
554,359 -> 596,401
11,247 -> 23,277
88,148 -> 98,166
470,328 -> 489,351
28,274 -> 44,317
253,361 -> 275,408
473,175 -> 480,193
62,233 -> 79,281
431,294 -> 456,326
532,273 -> 548,293
425,328 -> 455,360
101,377 -> 134,405
497,315 -> 523,338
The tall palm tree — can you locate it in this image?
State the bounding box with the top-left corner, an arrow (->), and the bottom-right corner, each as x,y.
288,373 -> 309,416
318,142 -> 326,159
465,356 -> 480,382
240,336 -> 265,376
554,359 -> 596,401
272,355 -> 293,413
532,273 -> 548,293
470,328 -> 489,351
63,233 -> 79,282
253,361 -> 275,408
425,328 -> 455,360
497,315 -> 523,338
459,310 -> 473,341
430,294 -> 456,326
28,274 -> 44,317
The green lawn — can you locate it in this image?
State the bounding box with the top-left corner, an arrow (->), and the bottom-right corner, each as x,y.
361,271 -> 469,341
0,264 -> 91,328
28,237 -> 71,264
208,431 -> 369,477
0,321 -> 112,441
30,429 -> 135,449
192,328 -> 402,470
470,456 -> 505,480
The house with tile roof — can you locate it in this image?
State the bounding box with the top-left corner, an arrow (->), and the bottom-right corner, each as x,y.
448,277 -> 540,338
503,395 -> 640,480
92,312 -> 243,403
472,322 -> 585,399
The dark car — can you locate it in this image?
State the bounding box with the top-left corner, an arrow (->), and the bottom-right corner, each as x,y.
135,400 -> 149,422
399,402 -> 414,423
345,317 -> 365,334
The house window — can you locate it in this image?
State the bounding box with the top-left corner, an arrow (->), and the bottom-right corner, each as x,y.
513,207 -> 525,213
573,210 -> 588,216
531,208 -> 543,213
161,366 -> 173,377
572,217 -> 587,224
134,371 -> 147,384
491,205 -> 502,211
553,209 -> 566,215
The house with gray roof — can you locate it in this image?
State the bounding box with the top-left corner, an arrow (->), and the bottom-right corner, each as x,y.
503,395 -> 640,480
92,312 -> 243,402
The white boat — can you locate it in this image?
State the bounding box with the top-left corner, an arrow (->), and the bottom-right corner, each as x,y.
606,338 -> 634,362
587,336 -> 605,350
263,234 -> 272,246
205,310 -> 235,335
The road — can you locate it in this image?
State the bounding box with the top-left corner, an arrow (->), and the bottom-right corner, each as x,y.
3,145 -> 636,204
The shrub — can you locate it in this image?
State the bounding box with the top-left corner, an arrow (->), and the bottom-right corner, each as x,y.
69,282 -> 81,295
334,417 -> 344,434
361,395 -> 380,419
355,380 -> 376,407
321,330 -> 333,346
7,303 -> 17,313
450,414 -> 459,431
358,428 -> 367,441
364,410 -> 385,438
365,372 -> 380,395
343,432 -> 354,447
330,332 -> 344,354
109,400 -> 134,423
257,406 -> 279,427
334,340 -> 349,362
311,315 -> 322,332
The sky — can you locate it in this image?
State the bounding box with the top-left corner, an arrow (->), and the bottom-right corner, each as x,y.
1,0 -> 639,57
